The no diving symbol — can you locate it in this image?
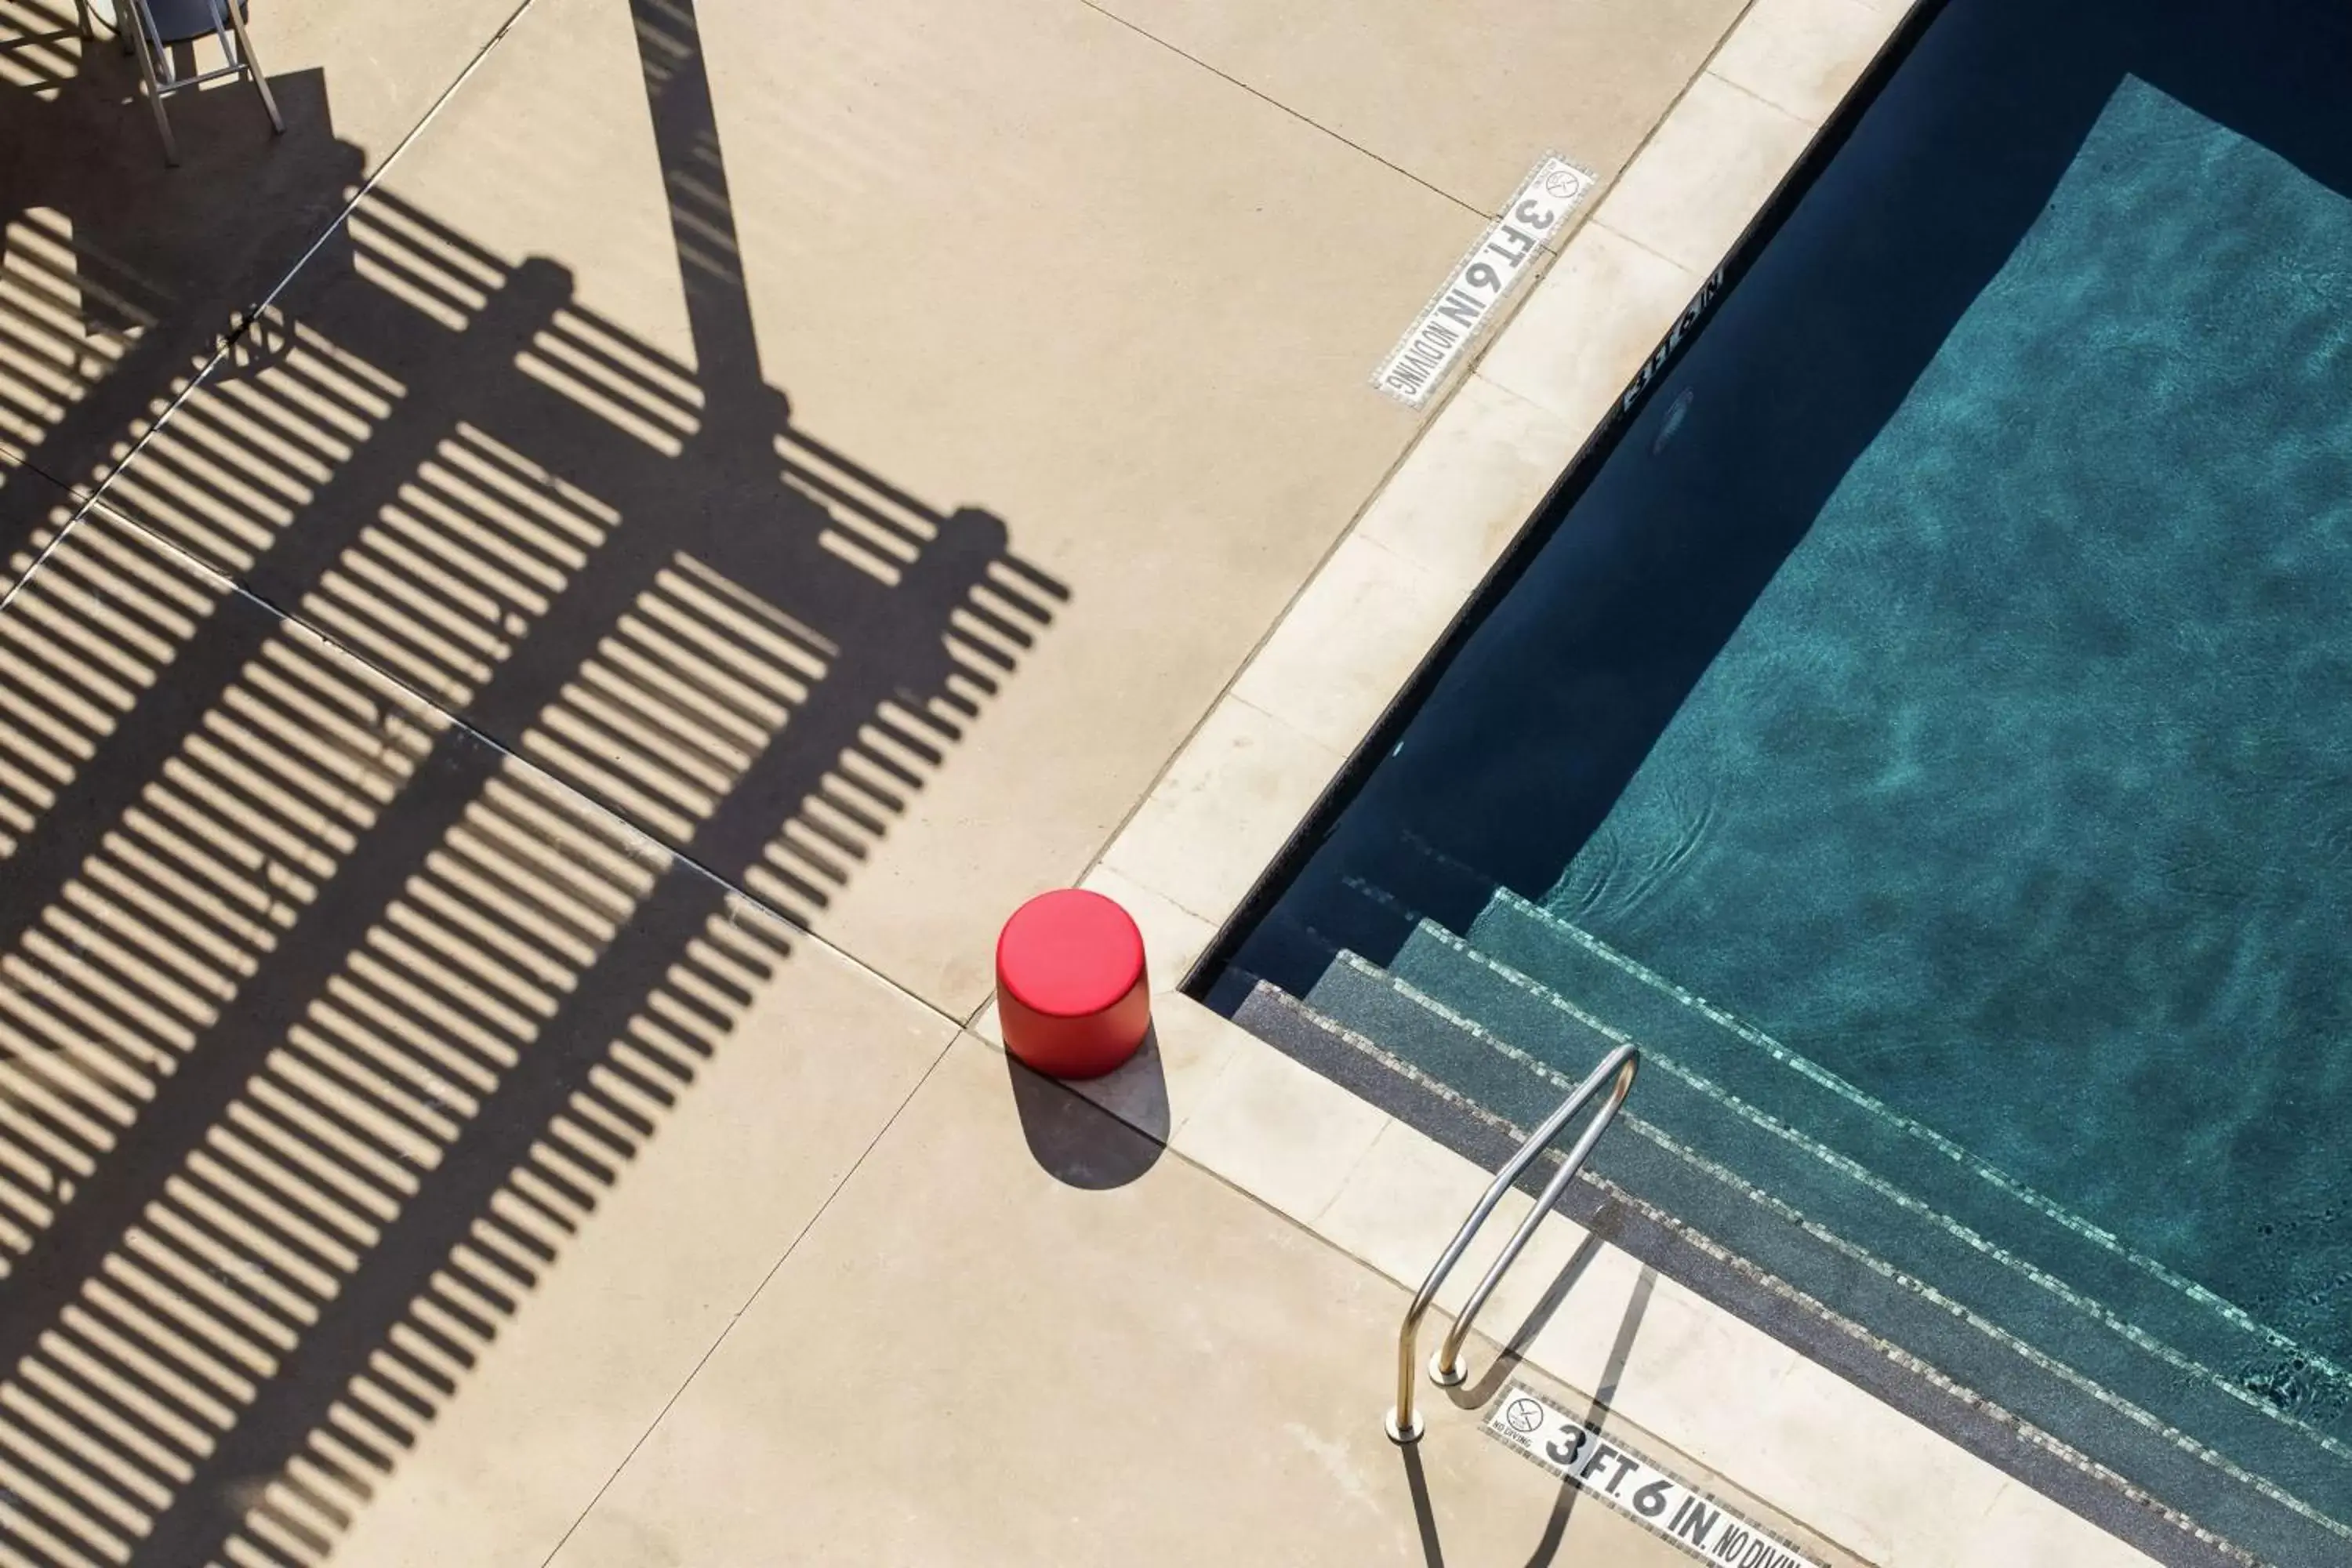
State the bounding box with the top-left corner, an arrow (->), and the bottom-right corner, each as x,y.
1541,166 -> 1584,201
1504,1397 -> 1546,1435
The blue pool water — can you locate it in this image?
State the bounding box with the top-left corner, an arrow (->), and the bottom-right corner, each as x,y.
1215,2 -> 2352,1562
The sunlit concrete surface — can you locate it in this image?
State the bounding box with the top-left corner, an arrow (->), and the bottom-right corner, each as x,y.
0,0 -> 2011,1564
533,1040 -> 1847,1568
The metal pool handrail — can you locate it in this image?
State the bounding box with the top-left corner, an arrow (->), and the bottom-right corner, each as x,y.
1386,1043 -> 1639,1443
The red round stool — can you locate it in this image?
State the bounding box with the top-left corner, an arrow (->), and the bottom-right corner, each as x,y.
995,889 -> 1149,1079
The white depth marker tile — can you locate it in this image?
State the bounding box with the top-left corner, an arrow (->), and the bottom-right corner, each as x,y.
1486,1383 -> 1828,1568
1374,154 -> 1594,408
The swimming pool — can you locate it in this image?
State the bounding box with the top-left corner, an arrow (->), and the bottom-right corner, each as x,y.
1203,2 -> 2352,1563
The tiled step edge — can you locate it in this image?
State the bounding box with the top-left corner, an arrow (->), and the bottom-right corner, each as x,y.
1371,833 -> 2352,1452
1335,927 -> 2352,1562
1178,982 -> 2238,1568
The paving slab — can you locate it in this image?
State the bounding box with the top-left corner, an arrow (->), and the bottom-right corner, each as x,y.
546,1036 -> 1847,1568
0,500 -> 960,1566
304,920 -> 958,1568
0,455 -> 71,597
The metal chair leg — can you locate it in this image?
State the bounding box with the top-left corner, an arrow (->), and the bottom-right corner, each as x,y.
121,1 -> 180,165
74,0 -> 92,39
218,0 -> 281,133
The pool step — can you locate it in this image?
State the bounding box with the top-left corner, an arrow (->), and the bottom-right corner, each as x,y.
1370,836 -> 2352,1419
1243,942 -> 2352,1563
1248,953 -> 1867,1298
1225,851 -> 1417,998
1301,949 -> 1606,1133
1229,837 -> 2352,1564
1362,909 -> 2352,1532
1379,869 -> 2352,1443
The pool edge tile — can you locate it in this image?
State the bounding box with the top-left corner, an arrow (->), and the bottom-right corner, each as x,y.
1475,223 -> 1703,429
1710,0 -> 1912,126
1230,533 -> 1458,757
1350,372 -> 1581,598
1586,71 -> 1817,277
1167,1008 -> 1391,1227
1310,1113 -> 1518,1311
1097,694 -> 1345,927
1067,984 -> 1246,1145
1080,859 -> 1218,994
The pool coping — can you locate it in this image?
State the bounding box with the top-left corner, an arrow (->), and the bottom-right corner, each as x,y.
981,1 -> 2251,1564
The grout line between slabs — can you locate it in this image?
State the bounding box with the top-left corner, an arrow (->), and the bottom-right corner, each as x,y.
532,1028 -> 967,1567
1074,0 -> 1487,223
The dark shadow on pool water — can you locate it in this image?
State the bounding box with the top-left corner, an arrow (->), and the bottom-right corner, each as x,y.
1366,0 -> 2352,896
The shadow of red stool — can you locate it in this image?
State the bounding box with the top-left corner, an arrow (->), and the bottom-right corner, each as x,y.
995,889 -> 1149,1079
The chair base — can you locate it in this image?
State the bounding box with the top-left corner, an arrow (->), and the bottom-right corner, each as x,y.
119,0 -> 284,166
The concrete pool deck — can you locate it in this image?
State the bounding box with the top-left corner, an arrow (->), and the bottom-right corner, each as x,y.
0,0 -> 2186,1563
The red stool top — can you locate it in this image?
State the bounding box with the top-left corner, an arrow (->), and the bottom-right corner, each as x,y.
996,889 -> 1145,1018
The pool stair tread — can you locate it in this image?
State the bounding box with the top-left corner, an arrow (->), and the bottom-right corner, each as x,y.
1353,907 -> 2352,1519
1374,877 -> 2352,1427
1225,851 -> 1416,999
